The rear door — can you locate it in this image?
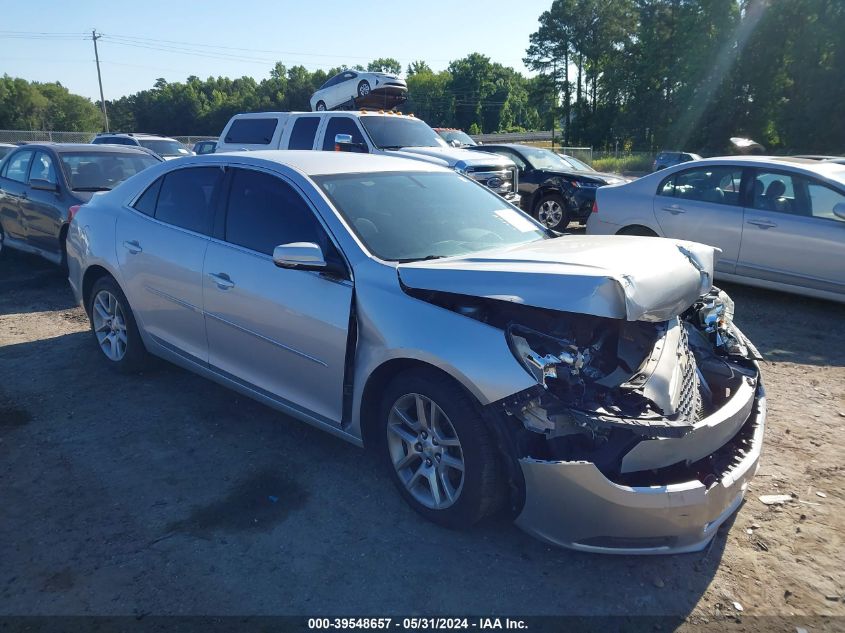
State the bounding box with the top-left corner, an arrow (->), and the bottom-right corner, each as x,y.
115,166 -> 224,363
203,166 -> 352,423
653,164 -> 746,273
0,149 -> 34,241
282,115 -> 321,150
738,169 -> 845,294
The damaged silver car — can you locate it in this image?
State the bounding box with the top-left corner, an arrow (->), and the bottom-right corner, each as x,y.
66,151 -> 765,554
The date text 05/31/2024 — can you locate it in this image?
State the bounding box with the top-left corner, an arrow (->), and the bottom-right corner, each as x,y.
307,618 -> 529,630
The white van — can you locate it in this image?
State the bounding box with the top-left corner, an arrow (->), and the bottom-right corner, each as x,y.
215,111 -> 519,204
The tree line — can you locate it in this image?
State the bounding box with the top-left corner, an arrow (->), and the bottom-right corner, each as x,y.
1,0 -> 843,153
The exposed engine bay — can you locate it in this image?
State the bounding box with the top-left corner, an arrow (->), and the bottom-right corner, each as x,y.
407,285 -> 762,487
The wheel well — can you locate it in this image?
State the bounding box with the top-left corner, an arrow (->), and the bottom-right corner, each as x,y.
359,359 -> 469,450
617,224 -> 658,237
81,265 -> 114,315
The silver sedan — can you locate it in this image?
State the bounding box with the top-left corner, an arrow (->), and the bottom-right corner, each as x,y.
587,156 -> 845,302
67,151 -> 765,554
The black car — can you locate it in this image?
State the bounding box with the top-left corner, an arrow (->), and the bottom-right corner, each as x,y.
0,144 -> 161,267
470,143 -> 626,230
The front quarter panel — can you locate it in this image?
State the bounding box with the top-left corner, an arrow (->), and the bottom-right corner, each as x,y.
348,261 -> 536,438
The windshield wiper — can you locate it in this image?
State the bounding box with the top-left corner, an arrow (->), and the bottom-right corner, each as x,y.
380,145 -> 405,150
396,254 -> 446,263
72,186 -> 111,192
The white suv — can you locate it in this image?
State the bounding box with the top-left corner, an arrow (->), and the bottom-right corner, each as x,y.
91,133 -> 194,160
215,111 -> 520,204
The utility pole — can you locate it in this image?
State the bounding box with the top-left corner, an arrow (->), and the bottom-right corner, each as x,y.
551,58 -> 556,151
92,30 -> 109,132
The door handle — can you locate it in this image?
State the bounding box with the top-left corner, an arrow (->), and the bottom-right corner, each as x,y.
122,240 -> 143,254
661,205 -> 685,214
208,272 -> 235,290
747,220 -> 777,229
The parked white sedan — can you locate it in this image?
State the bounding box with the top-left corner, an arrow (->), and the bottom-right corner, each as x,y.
587,156 -> 845,302
309,70 -> 407,111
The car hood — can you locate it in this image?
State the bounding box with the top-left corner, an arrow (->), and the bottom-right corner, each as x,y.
385,146 -> 513,169
397,235 -> 715,322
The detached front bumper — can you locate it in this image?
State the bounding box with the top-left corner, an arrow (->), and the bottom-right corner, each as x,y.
514,378 -> 766,555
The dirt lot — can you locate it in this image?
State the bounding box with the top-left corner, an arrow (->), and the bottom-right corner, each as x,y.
0,248 -> 843,627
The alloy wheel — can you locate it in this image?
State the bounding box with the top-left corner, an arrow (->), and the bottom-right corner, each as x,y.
359,81 -> 371,97
91,290 -> 128,362
538,199 -> 564,228
386,393 -> 465,510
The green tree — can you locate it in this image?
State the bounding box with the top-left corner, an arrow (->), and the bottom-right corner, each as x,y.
367,58 -> 402,74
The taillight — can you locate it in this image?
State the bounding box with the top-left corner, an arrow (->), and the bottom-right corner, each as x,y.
592,200 -> 599,213
68,205 -> 81,222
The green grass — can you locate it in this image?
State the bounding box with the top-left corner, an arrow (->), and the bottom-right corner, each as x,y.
592,155 -> 654,173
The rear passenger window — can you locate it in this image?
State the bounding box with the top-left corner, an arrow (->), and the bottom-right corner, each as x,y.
322,117 -> 366,151
288,117 -> 320,150
154,167 -> 222,234
133,178 -> 162,216
224,118 -> 278,145
224,169 -> 323,255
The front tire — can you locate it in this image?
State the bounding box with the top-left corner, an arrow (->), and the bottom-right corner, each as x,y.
88,276 -> 150,373
357,80 -> 371,97
379,368 -> 504,529
534,193 -> 570,230
315,101 -> 326,112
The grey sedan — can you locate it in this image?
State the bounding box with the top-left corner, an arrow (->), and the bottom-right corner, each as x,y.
67,151 -> 764,554
588,156 -> 845,302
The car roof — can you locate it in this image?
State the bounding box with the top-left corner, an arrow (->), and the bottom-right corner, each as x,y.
665,155 -> 845,183
191,150 -> 447,176
8,142 -> 158,155
96,133 -> 178,141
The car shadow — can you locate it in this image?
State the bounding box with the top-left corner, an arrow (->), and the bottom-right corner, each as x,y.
1,331 -> 729,618
720,281 -> 845,367
0,250 -> 78,316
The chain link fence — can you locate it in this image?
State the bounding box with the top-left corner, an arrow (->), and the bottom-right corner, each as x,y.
0,130 -> 220,148
0,130 -> 97,144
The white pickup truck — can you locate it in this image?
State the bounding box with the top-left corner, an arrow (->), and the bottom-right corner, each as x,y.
215,111 -> 520,204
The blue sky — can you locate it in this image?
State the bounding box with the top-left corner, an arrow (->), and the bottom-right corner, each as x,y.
1,0 -> 550,101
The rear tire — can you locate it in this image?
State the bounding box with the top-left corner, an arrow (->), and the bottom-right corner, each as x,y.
357,80 -> 371,97
316,101 -> 326,112
88,276 -> 151,373
379,368 -> 504,529
617,225 -> 658,237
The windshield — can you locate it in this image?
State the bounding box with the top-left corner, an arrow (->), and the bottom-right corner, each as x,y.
519,146 -> 585,172
315,171 -> 549,261
557,154 -> 594,172
0,146 -> 12,160
60,152 -> 161,191
359,117 -> 447,150
438,130 -> 477,146
138,139 -> 191,157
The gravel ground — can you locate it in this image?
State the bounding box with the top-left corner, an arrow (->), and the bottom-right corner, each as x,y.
0,248 -> 842,628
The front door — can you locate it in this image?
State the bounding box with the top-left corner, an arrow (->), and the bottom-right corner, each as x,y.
21,151 -> 65,257
653,165 -> 746,274
203,167 -> 352,424
115,166 -> 224,363
738,169 -> 845,295
0,149 -> 35,241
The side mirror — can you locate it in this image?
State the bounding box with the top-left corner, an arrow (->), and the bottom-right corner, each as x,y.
272,242 -> 327,270
30,178 -> 58,192
450,139 -> 461,148
334,133 -> 367,153
834,203 -> 845,221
